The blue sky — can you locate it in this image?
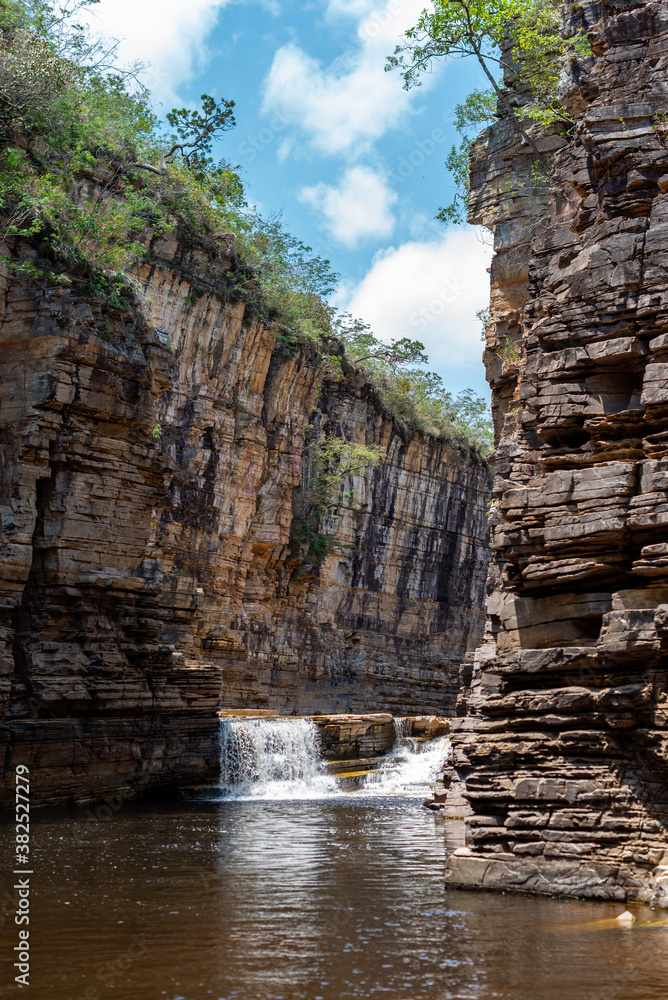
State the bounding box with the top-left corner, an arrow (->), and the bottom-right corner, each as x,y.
86,0 -> 492,398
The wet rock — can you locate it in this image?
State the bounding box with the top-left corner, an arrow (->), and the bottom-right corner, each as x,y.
312,714 -> 395,759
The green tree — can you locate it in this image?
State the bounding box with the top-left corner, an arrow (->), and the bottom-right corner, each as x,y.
1,0 -> 143,83
333,314 -> 493,454
440,387 -> 494,454
334,313 -> 428,367
387,0 -> 567,137
131,94 -> 237,176
386,0 -> 573,223
0,0 -> 492,459
0,1 -> 100,42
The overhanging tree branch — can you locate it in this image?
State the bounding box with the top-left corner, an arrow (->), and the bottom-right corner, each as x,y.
130,93 -> 236,176
387,0 -> 564,171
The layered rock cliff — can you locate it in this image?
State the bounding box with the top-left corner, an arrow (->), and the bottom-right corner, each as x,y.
0,224 -> 489,806
445,0 -> 668,906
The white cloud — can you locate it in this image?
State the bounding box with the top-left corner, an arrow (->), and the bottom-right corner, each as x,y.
326,0 -> 375,17
300,167 -> 397,248
339,229 -> 492,377
82,0 -> 229,105
261,0 -> 433,157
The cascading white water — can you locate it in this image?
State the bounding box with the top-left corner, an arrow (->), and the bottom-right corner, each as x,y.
218,717 -> 338,800
362,735 -> 451,796
217,716 -> 451,801
392,717 -> 420,754
393,716 -> 410,742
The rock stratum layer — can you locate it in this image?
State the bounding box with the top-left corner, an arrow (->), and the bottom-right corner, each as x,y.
0,222 -> 488,806
446,0 -> 668,906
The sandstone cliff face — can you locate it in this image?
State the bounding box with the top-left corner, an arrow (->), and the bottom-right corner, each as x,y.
445,0 -> 668,906
143,236 -> 489,718
0,227 -> 489,806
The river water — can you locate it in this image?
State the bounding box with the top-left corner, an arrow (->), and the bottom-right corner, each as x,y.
2,720 -> 668,1000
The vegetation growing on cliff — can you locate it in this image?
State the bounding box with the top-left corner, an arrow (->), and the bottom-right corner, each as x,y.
387,0 -> 587,223
0,0 -> 335,336
0,0 -> 492,455
292,435 -> 386,566
334,316 -> 493,454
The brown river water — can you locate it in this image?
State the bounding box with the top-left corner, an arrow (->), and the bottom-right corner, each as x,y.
2,725 -> 668,1000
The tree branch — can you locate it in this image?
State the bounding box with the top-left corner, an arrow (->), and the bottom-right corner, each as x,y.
129,153 -> 167,176
352,349 -> 393,364
454,0 -> 546,162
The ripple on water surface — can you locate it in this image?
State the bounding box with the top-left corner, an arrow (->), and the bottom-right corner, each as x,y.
1,797 -> 668,1000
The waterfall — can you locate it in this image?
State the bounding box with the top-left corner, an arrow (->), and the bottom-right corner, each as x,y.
393,716 -> 419,753
362,735 -> 451,795
217,716 -> 451,801
393,716 -> 411,742
218,717 -> 338,800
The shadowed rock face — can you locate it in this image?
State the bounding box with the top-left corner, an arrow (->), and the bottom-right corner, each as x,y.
446,0 -> 668,906
0,224 -> 489,806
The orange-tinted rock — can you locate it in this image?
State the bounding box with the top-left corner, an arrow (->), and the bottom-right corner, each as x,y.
0,225 -> 489,806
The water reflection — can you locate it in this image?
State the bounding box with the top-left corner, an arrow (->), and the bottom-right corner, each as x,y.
1,798 -> 667,999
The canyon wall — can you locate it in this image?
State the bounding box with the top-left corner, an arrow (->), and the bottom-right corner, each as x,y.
0,225 -> 489,806
445,0 -> 668,907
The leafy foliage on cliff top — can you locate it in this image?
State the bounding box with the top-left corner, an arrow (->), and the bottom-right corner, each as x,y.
388,0 -> 568,124
0,0 -> 492,457
0,0 -> 335,330
334,315 -> 493,456
387,0 -> 589,224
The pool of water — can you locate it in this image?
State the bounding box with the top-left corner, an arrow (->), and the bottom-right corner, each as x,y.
2,794 -> 668,1000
